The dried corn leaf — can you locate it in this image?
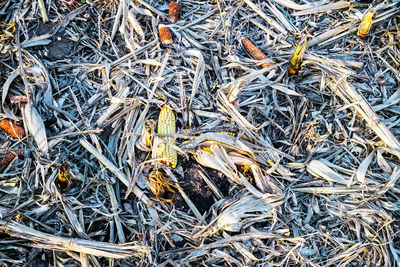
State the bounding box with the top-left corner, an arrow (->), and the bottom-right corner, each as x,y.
23,103 -> 49,155
293,1 -> 351,16
307,160 -> 349,185
356,151 -> 374,184
0,219 -> 149,258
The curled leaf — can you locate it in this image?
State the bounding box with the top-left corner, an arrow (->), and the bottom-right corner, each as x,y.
23,103 -> 49,156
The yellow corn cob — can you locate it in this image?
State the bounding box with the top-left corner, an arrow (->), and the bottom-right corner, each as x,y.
157,106 -> 177,168
289,39 -> 307,75
358,9 -> 375,39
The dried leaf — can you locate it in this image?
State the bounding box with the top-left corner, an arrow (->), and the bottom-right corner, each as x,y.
23,103 -> 49,155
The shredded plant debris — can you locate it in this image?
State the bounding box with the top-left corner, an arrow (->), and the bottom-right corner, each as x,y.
0,0 -> 399,265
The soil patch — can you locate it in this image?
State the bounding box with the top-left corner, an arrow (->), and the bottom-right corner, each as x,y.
174,159 -> 231,214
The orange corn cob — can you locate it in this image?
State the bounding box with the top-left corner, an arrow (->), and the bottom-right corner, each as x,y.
241,37 -> 274,69
358,9 -> 375,39
168,1 -> 180,23
0,150 -> 24,169
0,119 -> 25,139
159,25 -> 173,45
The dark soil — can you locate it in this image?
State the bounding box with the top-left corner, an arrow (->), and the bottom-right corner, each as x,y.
173,159 -> 231,214
47,36 -> 75,61
31,22 -> 75,61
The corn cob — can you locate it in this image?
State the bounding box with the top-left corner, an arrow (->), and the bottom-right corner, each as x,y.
289,39 -> 307,75
0,119 -> 25,139
168,1 -> 180,23
159,25 -> 173,45
157,106 -> 177,168
0,150 -> 24,169
57,162 -> 72,191
241,37 -> 274,69
358,9 -> 375,39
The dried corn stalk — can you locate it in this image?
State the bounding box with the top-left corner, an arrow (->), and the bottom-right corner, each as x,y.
201,131 -> 236,153
9,95 -> 28,104
201,193 -> 283,237
329,77 -> 400,158
0,219 -> 149,258
194,144 -> 264,198
23,103 -> 49,155
58,0 -> 81,12
0,119 -> 25,139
